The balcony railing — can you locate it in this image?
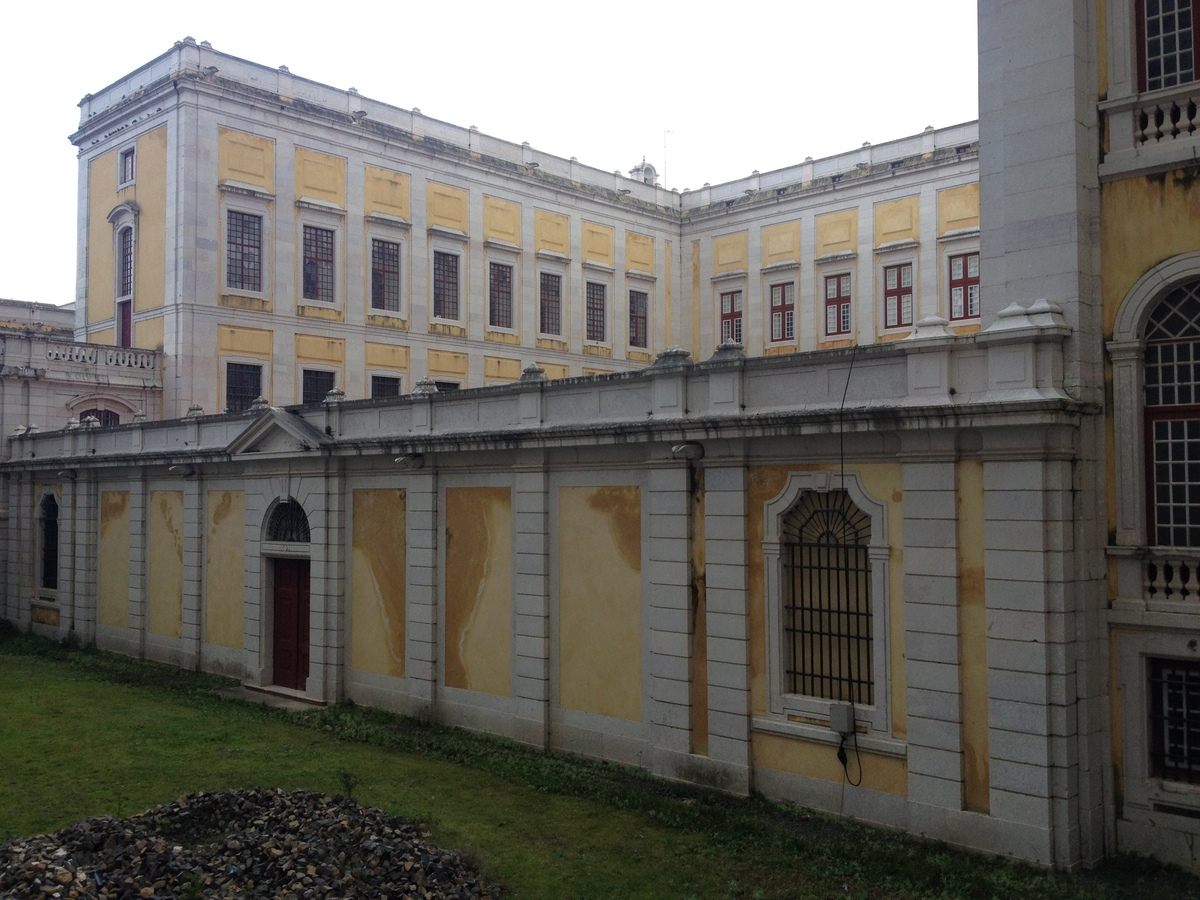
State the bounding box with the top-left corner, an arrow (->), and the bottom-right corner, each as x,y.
1100,82 -> 1200,179
1145,552 -> 1200,604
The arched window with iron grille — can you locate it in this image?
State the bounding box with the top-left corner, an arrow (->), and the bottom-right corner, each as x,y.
267,499 -> 311,543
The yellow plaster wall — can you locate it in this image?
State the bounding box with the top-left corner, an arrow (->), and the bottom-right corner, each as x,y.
665,240 -> 673,346
875,196 -> 920,245
538,362 -> 569,380
147,491 -> 184,639
816,210 -> 858,256
754,731 -> 908,796
218,324 -> 273,404
135,316 -> 165,353
957,460 -> 989,812
205,490 -> 245,649
364,165 -> 411,220
87,152 -> 116,326
428,349 -> 468,379
712,231 -> 749,274
295,334 -> 345,365
558,485 -> 643,720
626,232 -> 654,274
295,147 -> 346,206
484,356 -> 522,382
484,196 -> 521,244
445,487 -> 512,695
762,221 -> 801,266
218,128 -> 275,191
582,221 -> 615,266
427,182 -> 469,231
99,491 -> 131,628
130,126 -> 168,316
937,184 -> 980,234
691,241 -> 701,355
90,327 -> 115,345
535,210 -> 569,254
365,342 -> 410,373
351,488 -> 407,678
581,367 -> 612,377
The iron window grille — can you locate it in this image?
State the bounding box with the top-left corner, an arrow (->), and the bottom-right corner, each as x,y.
489,262 -> 514,329
770,283 -> 795,341
884,263 -> 914,328
227,211 -> 263,292
629,290 -> 648,348
1137,0 -> 1198,92
371,239 -> 401,312
39,495 -> 58,591
301,369 -> 335,405
586,282 -> 606,342
226,362 -> 262,413
302,226 -> 335,302
540,272 -> 562,335
721,290 -> 743,343
1149,656 -> 1200,784
267,499 -> 310,543
371,375 -> 401,399
118,226 -> 134,299
949,253 -> 980,320
433,251 -> 459,320
78,409 -> 120,427
781,490 -> 873,705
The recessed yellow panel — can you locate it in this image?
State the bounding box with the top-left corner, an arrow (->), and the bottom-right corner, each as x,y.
816,210 -> 858,256
99,491 -> 130,628
427,182 -> 469,231
135,316 -> 164,352
351,488 -> 407,678
762,221 -> 801,267
753,732 -> 908,795
218,127 -> 275,191
484,196 -> 521,244
537,362 -> 569,380
295,333 -> 346,365
535,209 -> 569,255
364,165 -> 410,220
582,221 -> 615,266
364,342 -> 410,371
205,490 -> 245,650
558,485 -> 642,720
484,356 -> 522,381
626,232 -> 654,273
217,324 -> 273,357
581,366 -> 612,375
132,126 -> 168,315
712,231 -> 749,273
147,490 -> 184,639
428,349 -> 469,377
937,183 -> 980,234
295,147 -> 346,206
875,196 -> 920,245
87,153 -> 116,326
445,487 -> 512,695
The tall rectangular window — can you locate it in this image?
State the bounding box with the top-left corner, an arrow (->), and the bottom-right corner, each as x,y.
371,375 -> 402,399
117,300 -> 132,349
825,274 -> 852,336
227,211 -> 263,292
118,148 -> 136,186
770,283 -> 795,342
949,253 -> 980,320
302,226 -> 335,302
884,263 -> 914,328
226,362 -> 262,413
586,282 -> 606,342
118,226 -> 134,299
1138,0 -> 1198,91
371,239 -> 401,312
1150,657 -> 1200,784
629,290 -> 648,348
489,262 -> 514,329
302,369 -> 336,405
721,290 -> 743,343
433,251 -> 459,320
540,272 -> 562,335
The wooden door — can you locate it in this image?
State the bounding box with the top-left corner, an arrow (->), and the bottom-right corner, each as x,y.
272,558 -> 310,690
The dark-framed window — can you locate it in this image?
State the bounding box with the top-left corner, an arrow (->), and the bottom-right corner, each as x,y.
301,369 -> 336,405
371,375 -> 402,399
227,211 -> 263,292
540,272 -> 562,335
1137,0 -> 1198,92
78,408 -> 120,427
119,147 -> 136,186
884,263 -> 914,328
226,362 -> 263,413
825,274 -> 852,336
116,300 -> 132,349
949,253 -> 980,320
629,290 -> 648,348
39,494 -> 59,592
489,261 -> 514,329
781,490 -> 873,705
371,239 -> 401,312
586,282 -> 607,342
433,251 -> 459,320
302,225 -> 335,302
1149,656 -> 1200,784
118,226 -> 134,299
720,290 -> 743,343
770,282 -> 795,342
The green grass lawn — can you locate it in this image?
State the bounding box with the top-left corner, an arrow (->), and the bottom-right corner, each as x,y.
1,629 -> 1197,899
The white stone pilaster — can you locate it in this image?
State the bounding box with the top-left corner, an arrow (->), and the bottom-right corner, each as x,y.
512,466 -> 550,747
405,469 -> 438,713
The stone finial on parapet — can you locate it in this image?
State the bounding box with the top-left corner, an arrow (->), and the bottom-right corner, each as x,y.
186,403 -> 205,418
132,410 -> 147,423
248,397 -> 270,413
323,386 -> 345,404
519,363 -> 548,384
707,341 -> 746,363
904,315 -> 956,340
411,377 -> 439,396
651,346 -> 694,370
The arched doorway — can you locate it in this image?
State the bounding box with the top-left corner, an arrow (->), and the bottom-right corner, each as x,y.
265,499 -> 311,691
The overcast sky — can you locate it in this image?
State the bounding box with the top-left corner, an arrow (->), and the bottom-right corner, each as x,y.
0,1 -> 978,307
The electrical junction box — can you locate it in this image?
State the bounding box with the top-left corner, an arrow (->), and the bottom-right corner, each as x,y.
828,702 -> 855,735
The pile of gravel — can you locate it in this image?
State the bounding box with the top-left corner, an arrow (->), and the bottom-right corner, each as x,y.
0,787 -> 498,898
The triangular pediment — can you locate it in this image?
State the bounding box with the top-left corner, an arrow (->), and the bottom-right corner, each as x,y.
226,407 -> 333,457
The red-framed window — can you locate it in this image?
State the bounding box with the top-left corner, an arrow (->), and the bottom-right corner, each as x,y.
949,253 -> 980,320
433,251 -> 459,320
116,300 -> 132,349
489,262 -> 514,329
770,283 -> 795,342
629,290 -> 648,348
825,274 -> 852,336
720,290 -> 743,343
371,239 -> 401,312
1136,0 -> 1198,92
302,226 -> 335,302
227,211 -> 263,292
540,272 -> 562,336
586,282 -> 607,342
884,263 -> 914,328
117,226 -> 134,299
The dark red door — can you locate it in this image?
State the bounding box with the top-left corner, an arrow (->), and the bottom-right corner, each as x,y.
273,558 -> 310,691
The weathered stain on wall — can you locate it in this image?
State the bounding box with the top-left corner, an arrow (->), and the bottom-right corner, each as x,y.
957,460 -> 989,813
445,487 -> 512,695
558,485 -> 643,721
148,490 -> 184,639
753,730 -> 908,796
205,490 -> 246,650
99,491 -> 131,628
350,488 -> 407,678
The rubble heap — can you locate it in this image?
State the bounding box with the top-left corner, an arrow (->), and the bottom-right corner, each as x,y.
0,787 -> 497,898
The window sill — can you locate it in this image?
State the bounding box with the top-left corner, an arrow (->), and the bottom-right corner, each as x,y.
752,715 -> 906,758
